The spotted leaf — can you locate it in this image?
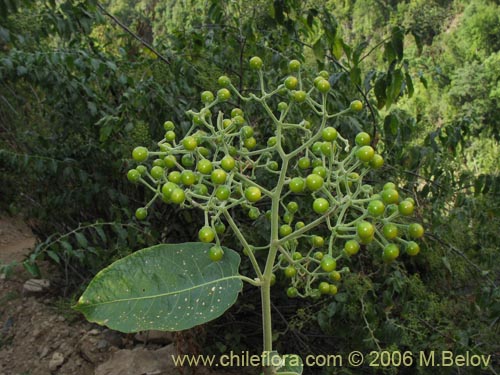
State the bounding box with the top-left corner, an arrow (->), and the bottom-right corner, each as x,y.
73,242 -> 242,333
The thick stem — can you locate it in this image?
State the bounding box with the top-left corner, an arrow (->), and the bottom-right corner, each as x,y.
261,150 -> 289,375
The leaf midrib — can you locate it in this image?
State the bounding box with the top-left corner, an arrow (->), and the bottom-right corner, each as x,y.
78,275 -> 242,309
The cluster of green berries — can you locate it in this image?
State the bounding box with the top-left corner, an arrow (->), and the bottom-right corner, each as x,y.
126,56 -> 424,297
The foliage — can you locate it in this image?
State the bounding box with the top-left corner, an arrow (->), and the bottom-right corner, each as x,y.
0,0 -> 499,373
76,57 -> 425,375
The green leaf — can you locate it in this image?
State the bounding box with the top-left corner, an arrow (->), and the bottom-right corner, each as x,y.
412,29 -> 423,55
384,113 -> 399,136
352,40 -> 369,65
75,232 -> 88,248
374,74 -> 387,109
405,72 -> 414,97
87,101 -> 97,116
74,242 -> 243,333
46,250 -> 60,264
383,41 -> 396,63
312,40 -> 324,63
95,225 -> 106,243
23,260 -> 41,277
420,74 -> 428,89
263,351 -> 303,375
60,240 -> 73,253
332,36 -> 343,60
350,66 -> 361,86
391,26 -> 404,61
386,69 -> 404,108
279,354 -> 303,374
99,124 -> 113,142
442,256 -> 452,274
322,9 -> 338,43
342,40 -> 352,61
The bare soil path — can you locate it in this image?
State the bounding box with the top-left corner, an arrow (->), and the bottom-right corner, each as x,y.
0,215 -> 245,375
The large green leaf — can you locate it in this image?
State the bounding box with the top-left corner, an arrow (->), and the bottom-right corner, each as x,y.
262,351 -> 303,375
74,242 -> 242,333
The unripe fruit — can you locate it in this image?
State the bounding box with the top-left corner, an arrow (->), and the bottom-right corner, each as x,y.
313,198 -> 330,214
321,255 -> 336,272
279,224 -> 293,237
127,169 -> 141,183
249,56 -> 263,70
321,127 -> 338,141
298,157 -> 311,169
196,159 -> 213,174
367,200 -> 385,217
199,226 -> 215,243
287,201 -> 299,213
163,121 -> 175,131
284,266 -> 296,278
357,221 -> 375,240
319,282 -> 330,295
218,75 -> 231,87
135,207 -> 147,220
408,223 -> 424,239
350,100 -> 363,111
211,169 -> 227,184
284,76 -> 298,90
217,88 -> 231,101
132,146 -> 148,162
329,271 -> 341,281
289,177 -> 305,193
383,223 -> 399,240
201,91 -> 214,103
293,90 -> 307,103
170,188 -> 185,204
245,186 -> 262,202
406,241 -> 420,256
370,154 -> 384,169
287,286 -> 298,298
220,155 -> 236,171
306,174 -> 324,191
209,245 -> 224,261
344,240 -> 360,255
398,200 -> 415,216
162,182 -> 177,198
150,166 -> 164,180
381,188 -> 399,205
312,235 -> 324,247
316,79 -> 331,93
180,170 -> 196,186
382,244 -> 400,262
356,145 -> 375,162
288,59 -> 301,72
329,284 -> 338,295
355,132 -> 371,146
231,108 -> 243,118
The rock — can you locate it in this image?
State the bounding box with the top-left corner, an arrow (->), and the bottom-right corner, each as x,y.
78,336 -> 111,365
58,342 -> 74,356
134,330 -> 174,345
94,345 -> 178,375
32,328 -> 42,338
88,328 -> 100,336
39,346 -> 49,359
23,279 -> 50,293
102,330 -> 123,348
48,352 -> 65,371
96,339 -> 109,351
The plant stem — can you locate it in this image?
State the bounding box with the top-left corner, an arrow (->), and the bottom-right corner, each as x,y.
261,129 -> 290,374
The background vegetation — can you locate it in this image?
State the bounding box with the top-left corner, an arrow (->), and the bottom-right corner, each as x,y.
1,0 -> 498,373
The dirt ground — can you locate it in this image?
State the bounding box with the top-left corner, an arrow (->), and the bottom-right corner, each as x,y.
0,215 -> 103,375
0,215 -> 251,375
